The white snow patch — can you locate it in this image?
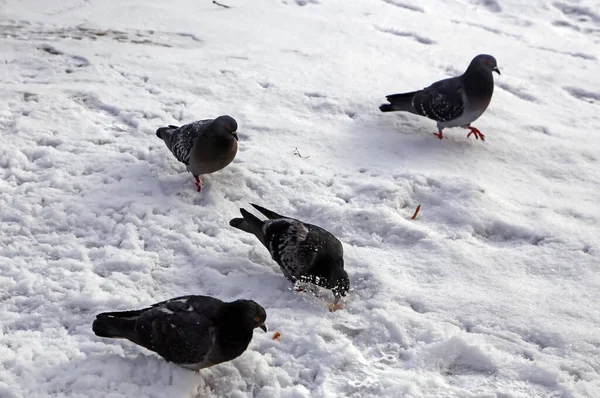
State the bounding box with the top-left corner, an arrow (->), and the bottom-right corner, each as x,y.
1,0 -> 599,397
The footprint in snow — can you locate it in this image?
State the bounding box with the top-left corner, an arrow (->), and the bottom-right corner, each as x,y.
374,26 -> 436,45
564,86 -> 600,105
381,0 -> 425,13
553,2 -> 600,35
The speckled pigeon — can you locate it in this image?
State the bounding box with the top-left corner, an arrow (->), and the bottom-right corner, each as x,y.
229,204 -> 349,308
92,295 -> 266,370
156,115 -> 238,191
379,54 -> 500,141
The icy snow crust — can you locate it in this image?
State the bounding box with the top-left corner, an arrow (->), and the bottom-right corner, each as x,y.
1,0 -> 599,397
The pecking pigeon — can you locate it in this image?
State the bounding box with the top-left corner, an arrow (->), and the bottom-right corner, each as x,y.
379,54 -> 500,141
156,115 -> 238,192
229,204 -> 349,308
92,295 -> 266,370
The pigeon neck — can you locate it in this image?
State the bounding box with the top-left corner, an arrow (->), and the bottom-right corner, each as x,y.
215,305 -> 255,354
219,303 -> 257,333
212,130 -> 236,149
462,68 -> 494,99
306,256 -> 344,286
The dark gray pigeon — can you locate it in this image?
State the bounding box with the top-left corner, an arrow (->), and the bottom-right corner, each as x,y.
379,54 -> 500,141
230,204 -> 349,309
156,115 -> 238,192
92,295 -> 266,370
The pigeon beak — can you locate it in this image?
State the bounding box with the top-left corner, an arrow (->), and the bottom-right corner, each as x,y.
232,131 -> 239,141
259,323 -> 267,332
493,66 -> 501,75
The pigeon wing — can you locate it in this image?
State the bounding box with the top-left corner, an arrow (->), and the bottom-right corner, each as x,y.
264,219 -> 317,280
168,119 -> 213,165
263,219 -> 306,263
412,77 -> 465,122
138,296 -> 220,365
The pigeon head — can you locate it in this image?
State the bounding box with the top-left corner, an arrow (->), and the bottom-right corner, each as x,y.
327,267 -> 350,298
470,54 -> 500,75
213,115 -> 239,141
233,300 -> 267,332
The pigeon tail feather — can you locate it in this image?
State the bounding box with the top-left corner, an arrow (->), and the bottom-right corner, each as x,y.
92,314 -> 137,340
156,125 -> 178,139
379,104 -> 397,112
230,209 -> 266,245
380,92 -> 417,112
250,204 -> 284,220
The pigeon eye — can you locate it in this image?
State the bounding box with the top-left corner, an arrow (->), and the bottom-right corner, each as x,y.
253,317 -> 260,322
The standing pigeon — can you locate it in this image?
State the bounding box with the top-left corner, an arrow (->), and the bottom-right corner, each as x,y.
92,295 -> 266,370
379,54 -> 500,141
229,204 -> 349,309
156,115 -> 238,192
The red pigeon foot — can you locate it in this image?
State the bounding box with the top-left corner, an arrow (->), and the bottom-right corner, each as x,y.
466,126 -> 485,141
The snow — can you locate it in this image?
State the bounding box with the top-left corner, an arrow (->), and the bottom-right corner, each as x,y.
1,0 -> 599,396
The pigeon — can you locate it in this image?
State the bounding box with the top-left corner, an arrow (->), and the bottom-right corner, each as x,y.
379,54 -> 500,141
156,115 -> 238,192
92,295 -> 266,370
229,204 -> 349,309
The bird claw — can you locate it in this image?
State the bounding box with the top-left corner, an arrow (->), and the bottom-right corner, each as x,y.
432,131 -> 443,140
466,127 -> 485,141
328,296 -> 344,312
293,280 -> 317,294
194,176 -> 202,192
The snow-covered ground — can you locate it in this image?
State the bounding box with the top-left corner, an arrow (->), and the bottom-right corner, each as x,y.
1,0 -> 599,396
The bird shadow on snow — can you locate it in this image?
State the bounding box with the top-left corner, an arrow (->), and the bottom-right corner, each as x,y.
39,353 -> 204,396
45,351 -> 268,397
40,343 -> 276,397
343,115 -> 488,169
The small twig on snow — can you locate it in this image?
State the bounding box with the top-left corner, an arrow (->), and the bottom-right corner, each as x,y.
213,0 -> 231,8
293,147 -> 310,159
410,204 -> 421,220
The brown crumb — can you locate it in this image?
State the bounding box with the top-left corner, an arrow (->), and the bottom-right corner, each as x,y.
411,204 -> 421,220
328,302 -> 344,312
272,331 -> 281,340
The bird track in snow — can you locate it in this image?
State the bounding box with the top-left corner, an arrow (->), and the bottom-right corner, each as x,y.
380,0 -> 425,13
564,87 -> 600,105
374,26 -> 436,45
552,2 -> 600,35
471,0 -> 502,13
0,20 -> 203,48
496,81 -> 538,103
